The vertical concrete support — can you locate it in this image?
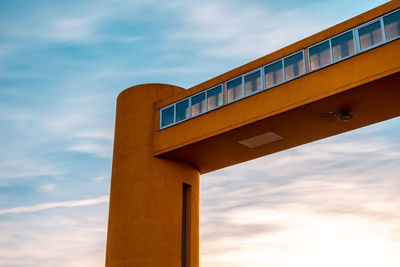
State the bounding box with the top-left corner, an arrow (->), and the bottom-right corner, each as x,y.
105,84 -> 200,267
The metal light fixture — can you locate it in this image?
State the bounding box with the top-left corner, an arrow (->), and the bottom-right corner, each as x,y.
340,110 -> 353,121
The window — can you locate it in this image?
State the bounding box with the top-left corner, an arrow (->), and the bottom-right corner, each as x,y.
176,99 -> 190,122
191,92 -> 206,117
226,77 -> 243,103
207,85 -> 223,110
284,52 -> 305,80
244,70 -> 261,95
358,20 -> 383,50
264,60 -> 284,88
161,105 -> 175,128
384,10 -> 400,41
309,40 -> 332,70
331,31 -> 355,62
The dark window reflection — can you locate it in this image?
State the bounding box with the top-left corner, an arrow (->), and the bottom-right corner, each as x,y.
264,61 -> 283,88
244,70 -> 261,95
284,52 -> 305,80
176,99 -> 189,122
309,40 -> 331,70
161,106 -> 175,127
358,21 -> 383,50
191,92 -> 206,117
332,31 -> 355,62
207,85 -> 223,110
226,77 -> 243,103
384,10 -> 400,41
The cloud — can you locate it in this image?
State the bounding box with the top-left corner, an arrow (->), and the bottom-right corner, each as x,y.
0,9 -> 99,44
201,204 -> 400,267
0,102 -> 110,181
0,0 -> 159,45
106,35 -> 143,43
39,184 -> 56,193
40,94 -> 115,159
34,16 -> 100,43
68,142 -> 112,158
0,150 -> 64,180
0,196 -> 108,215
200,119 -> 400,266
164,0 -> 335,60
0,204 -> 108,267
162,0 -> 389,62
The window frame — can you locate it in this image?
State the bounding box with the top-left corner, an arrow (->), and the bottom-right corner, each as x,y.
206,84 -> 224,112
175,98 -> 191,123
159,103 -> 176,129
190,91 -> 207,118
330,29 -> 358,63
382,8 -> 400,42
355,17 -> 386,52
225,76 -> 244,104
307,29 -> 358,72
307,39 -> 333,72
243,68 -> 263,97
263,58 -> 285,90
282,50 -> 307,82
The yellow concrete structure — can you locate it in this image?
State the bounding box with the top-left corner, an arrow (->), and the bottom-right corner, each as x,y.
106,1 -> 400,266
106,84 -> 199,267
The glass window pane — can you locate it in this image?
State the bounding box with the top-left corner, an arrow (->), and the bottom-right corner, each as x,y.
161,106 -> 174,127
331,31 -> 355,62
244,70 -> 261,95
207,85 -> 223,110
191,92 -> 206,117
226,77 -> 243,103
309,40 -> 331,70
358,21 -> 383,50
384,10 -> 400,41
284,52 -> 305,80
264,60 -> 283,88
176,99 -> 189,122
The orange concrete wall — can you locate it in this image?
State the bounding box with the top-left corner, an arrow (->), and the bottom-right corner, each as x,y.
106,84 -> 199,267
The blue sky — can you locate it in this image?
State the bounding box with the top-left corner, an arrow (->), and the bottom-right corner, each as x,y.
1,0 -> 399,266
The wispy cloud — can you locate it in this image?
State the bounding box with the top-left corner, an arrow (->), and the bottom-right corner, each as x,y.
0,196 -> 108,215
39,184 -> 56,193
0,204 -> 108,267
165,1 -> 337,60
200,119 -> 400,266
163,0 -> 390,62
1,9 -> 98,44
68,142 -> 112,158
0,0 -> 159,45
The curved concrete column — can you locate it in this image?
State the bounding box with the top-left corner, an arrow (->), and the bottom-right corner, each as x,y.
106,84 -> 199,267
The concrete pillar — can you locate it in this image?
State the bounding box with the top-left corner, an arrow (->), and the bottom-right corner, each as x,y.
105,84 -> 199,267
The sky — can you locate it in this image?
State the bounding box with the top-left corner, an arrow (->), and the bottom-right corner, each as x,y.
0,0 -> 399,266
